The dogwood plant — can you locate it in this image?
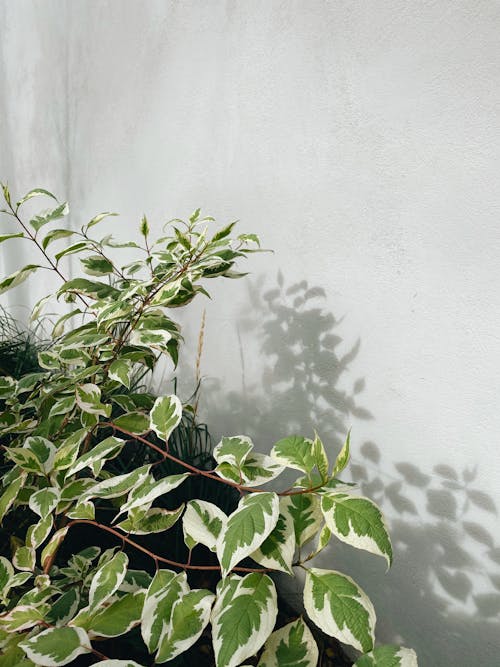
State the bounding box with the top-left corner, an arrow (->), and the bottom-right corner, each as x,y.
0,185 -> 417,667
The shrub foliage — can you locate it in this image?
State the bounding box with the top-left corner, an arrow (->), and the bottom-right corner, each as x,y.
0,185 -> 417,666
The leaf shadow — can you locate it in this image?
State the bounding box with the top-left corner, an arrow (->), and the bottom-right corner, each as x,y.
200,272 -> 500,666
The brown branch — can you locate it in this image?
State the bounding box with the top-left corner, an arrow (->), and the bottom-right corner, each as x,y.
65,519 -> 271,574
108,423 -> 327,497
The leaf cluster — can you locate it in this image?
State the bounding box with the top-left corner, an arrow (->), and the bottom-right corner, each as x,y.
0,185 -> 417,666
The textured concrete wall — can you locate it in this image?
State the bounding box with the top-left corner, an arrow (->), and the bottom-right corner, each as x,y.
1,1 -> 500,663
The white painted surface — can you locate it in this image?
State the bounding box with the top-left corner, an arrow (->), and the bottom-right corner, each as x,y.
1,1 -> 500,663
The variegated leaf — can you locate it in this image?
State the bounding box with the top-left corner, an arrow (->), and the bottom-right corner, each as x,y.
257,617 -> 318,667
0,556 -> 14,595
66,436 -> 124,477
113,411 -> 150,435
19,626 -> 91,666
212,573 -> 278,667
88,591 -> 145,638
47,589 -> 81,626
116,473 -> 189,517
0,471 -> 26,522
250,497 -> 295,574
213,436 -> 254,467
82,465 -> 151,500
26,515 -> 53,549
271,436 -> 316,474
216,492 -> 280,577
353,645 -> 418,667
0,604 -> 47,632
183,499 -> 227,552
216,452 -> 284,488
66,499 -> 95,520
13,547 -> 35,572
303,568 -> 376,653
75,383 -> 111,417
321,494 -> 393,567
333,431 -> 350,476
149,395 -> 182,443
88,551 -> 128,610
7,437 -> 56,475
141,570 -> 189,652
116,506 -> 184,534
41,527 -> 68,571
108,359 -> 134,388
156,589 -> 215,662
313,432 -> 329,483
53,429 -> 88,470
28,487 -> 60,518
282,493 -> 323,548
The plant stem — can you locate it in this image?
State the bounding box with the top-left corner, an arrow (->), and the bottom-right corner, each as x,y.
63,519 -> 271,574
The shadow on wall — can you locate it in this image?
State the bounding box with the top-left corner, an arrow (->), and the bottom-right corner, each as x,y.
201,274 -> 500,666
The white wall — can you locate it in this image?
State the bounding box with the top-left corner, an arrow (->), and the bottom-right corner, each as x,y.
1,1 -> 500,664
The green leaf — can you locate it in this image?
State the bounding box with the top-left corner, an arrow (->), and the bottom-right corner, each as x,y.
182,500 -> 227,552
54,242 -> 90,261
19,626 -> 91,666
67,435 -> 124,477
353,645 -> 418,667
149,395 -> 182,443
84,212 -> 118,231
282,493 -> 323,548
81,255 -> 114,276
156,589 -> 215,663
333,431 -> 350,476
321,493 -> 393,567
216,492 -> 279,577
113,411 -> 150,434
250,497 -> 295,574
141,570 -> 189,652
42,229 -> 75,250
88,551 -> 128,610
212,573 -> 278,667
303,568 -> 376,653
30,202 -> 69,232
0,472 -> 27,523
91,662 -> 143,667
257,617 -> 318,667
88,590 -> 145,638
211,221 -> 237,243
271,436 -> 316,474
116,505 -> 184,535
0,232 -> 24,243
0,265 -> 42,295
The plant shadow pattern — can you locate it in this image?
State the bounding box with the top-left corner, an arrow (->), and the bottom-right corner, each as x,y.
201,274 -> 500,667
